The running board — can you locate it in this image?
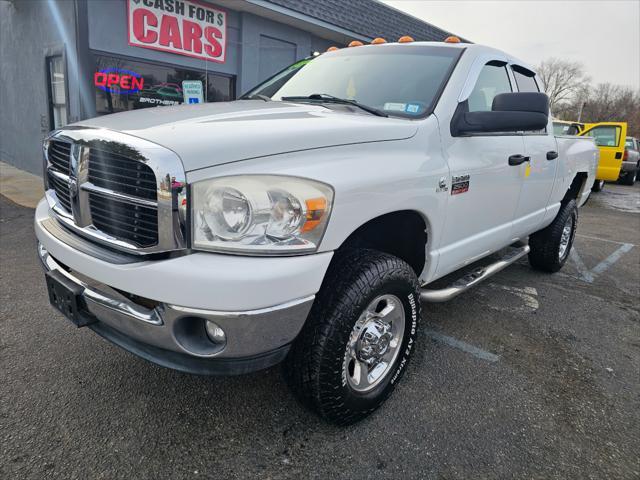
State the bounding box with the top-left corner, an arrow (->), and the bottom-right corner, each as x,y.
420,245 -> 530,303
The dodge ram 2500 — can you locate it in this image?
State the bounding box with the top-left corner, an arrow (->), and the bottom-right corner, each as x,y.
36,40 -> 598,425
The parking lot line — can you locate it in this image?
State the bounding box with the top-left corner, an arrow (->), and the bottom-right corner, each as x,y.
569,243 -> 634,283
426,330 -> 500,363
576,233 -> 637,246
590,243 -> 634,275
570,249 -> 596,283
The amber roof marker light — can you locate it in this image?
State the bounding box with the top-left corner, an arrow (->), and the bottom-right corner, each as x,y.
371,37 -> 387,45
444,36 -> 462,43
326,46 -> 339,52
398,35 -> 415,43
348,40 -> 364,47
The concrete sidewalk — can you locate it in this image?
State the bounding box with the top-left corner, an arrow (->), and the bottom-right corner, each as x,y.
0,161 -> 43,208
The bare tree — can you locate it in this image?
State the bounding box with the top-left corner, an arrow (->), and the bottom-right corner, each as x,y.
537,58 -> 589,112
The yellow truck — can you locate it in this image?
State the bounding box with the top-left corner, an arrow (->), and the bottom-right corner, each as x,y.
579,122 -> 628,191
553,120 -> 628,191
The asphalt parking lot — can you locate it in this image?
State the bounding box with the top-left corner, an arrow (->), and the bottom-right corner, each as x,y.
1,184 -> 639,480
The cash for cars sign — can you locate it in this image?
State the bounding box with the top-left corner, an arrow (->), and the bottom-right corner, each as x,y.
128,0 -> 227,63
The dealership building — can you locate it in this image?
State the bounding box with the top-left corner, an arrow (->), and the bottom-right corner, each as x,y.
0,0 -> 458,175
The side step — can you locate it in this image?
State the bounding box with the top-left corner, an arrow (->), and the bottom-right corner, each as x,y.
420,245 -> 530,303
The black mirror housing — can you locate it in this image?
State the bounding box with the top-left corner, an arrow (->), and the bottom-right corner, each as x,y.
451,92 -> 549,136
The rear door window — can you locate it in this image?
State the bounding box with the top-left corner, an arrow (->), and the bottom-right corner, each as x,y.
511,66 -> 540,92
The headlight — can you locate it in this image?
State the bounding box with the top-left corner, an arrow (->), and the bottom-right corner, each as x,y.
192,175 -> 333,254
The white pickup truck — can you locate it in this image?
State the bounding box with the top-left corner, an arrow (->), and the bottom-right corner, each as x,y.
36,40 -> 598,425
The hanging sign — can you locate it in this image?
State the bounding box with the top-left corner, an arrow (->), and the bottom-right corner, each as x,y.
94,68 -> 145,94
128,0 -> 227,63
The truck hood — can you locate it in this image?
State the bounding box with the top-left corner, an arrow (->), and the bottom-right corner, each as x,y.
76,100 -> 418,171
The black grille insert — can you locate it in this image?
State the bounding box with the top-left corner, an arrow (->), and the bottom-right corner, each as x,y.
48,140 -> 71,173
89,193 -> 158,247
49,173 -> 72,212
88,149 -> 157,201
47,140 -> 72,213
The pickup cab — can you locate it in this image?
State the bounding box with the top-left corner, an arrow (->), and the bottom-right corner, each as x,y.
35,40 -> 598,425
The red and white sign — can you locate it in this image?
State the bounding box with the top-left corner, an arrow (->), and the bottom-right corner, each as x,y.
127,0 -> 227,63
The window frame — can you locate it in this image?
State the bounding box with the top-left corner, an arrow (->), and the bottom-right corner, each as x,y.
46,54 -> 70,130
584,125 -> 622,148
90,50 -> 237,115
510,64 -> 548,136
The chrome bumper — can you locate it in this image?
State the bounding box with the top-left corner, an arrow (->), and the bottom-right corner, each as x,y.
38,243 -> 314,375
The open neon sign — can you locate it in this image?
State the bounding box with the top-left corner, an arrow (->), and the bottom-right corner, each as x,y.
94,68 -> 144,94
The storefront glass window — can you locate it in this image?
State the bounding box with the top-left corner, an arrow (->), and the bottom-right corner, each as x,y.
47,56 -> 68,128
93,54 -> 235,115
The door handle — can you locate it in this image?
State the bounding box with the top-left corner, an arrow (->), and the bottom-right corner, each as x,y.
546,151 -> 558,160
508,154 -> 530,166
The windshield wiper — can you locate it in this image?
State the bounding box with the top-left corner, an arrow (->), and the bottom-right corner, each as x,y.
281,93 -> 389,117
242,94 -> 272,101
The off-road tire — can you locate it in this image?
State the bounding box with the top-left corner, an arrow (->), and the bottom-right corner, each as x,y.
284,249 -> 420,425
591,179 -> 605,192
528,199 -> 578,273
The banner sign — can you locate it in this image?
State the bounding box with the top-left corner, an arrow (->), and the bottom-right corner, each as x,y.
127,0 -> 227,63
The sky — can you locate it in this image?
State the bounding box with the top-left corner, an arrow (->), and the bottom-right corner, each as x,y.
381,0 -> 640,89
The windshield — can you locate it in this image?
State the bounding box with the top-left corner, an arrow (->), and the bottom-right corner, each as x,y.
625,138 -> 634,148
244,45 -> 462,118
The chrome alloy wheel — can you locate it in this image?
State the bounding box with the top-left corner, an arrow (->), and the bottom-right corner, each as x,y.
343,294 -> 405,393
558,215 -> 574,260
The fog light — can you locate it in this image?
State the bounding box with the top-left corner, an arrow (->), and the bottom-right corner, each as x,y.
205,320 -> 226,344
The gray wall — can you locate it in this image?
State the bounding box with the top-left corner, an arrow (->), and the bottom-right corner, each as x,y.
237,12 -> 333,94
0,0 -> 82,175
0,0 -> 335,176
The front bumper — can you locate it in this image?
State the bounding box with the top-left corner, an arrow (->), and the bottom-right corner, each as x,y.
35,199 -> 333,375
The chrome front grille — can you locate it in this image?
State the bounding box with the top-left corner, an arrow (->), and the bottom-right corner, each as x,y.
43,128 -> 186,254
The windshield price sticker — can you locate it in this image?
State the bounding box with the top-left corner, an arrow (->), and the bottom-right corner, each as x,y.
383,102 -> 423,114
384,102 -> 407,112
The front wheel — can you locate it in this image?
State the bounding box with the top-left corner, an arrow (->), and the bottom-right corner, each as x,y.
592,179 -> 605,192
284,249 -> 420,425
528,199 -> 578,273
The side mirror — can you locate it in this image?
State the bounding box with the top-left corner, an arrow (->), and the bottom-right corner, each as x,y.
451,92 -> 549,136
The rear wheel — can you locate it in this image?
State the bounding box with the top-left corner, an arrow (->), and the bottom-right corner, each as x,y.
284,249 -> 420,425
619,169 -> 637,186
591,179 -> 605,192
529,200 -> 578,273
